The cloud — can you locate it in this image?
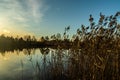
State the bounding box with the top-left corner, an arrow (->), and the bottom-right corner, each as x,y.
27,0 -> 44,22
0,0 -> 47,31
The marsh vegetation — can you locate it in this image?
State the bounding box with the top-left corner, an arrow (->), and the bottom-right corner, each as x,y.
0,12 -> 120,80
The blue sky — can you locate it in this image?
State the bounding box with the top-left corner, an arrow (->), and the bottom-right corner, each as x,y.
0,0 -> 120,37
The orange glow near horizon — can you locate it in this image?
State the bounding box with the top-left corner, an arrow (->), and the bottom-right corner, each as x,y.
0,17 -> 37,38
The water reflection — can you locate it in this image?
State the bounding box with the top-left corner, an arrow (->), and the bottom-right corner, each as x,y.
0,48 -> 119,80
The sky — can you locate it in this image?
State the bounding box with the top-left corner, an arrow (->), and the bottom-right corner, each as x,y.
0,0 -> 120,38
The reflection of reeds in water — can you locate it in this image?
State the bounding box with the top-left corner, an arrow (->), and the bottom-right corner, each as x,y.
35,61 -> 41,80
36,48 -> 119,80
1,46 -> 119,80
18,46 -> 119,80
21,59 -> 23,80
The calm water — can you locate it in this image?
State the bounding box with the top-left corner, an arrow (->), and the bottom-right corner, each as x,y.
0,48 -> 70,80
0,48 -> 119,80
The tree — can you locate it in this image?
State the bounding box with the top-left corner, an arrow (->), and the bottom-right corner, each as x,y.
40,36 -> 45,42
56,33 -> 61,40
32,36 -> 37,41
24,35 -> 31,41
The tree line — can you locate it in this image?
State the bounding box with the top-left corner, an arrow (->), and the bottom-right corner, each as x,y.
0,12 -> 120,52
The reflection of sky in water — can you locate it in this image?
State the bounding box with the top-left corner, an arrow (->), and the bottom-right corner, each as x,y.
0,49 -> 69,80
118,16 -> 120,23
0,48 -> 119,80
0,49 -> 41,80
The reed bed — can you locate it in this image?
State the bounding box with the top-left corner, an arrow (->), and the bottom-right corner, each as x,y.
0,12 -> 120,80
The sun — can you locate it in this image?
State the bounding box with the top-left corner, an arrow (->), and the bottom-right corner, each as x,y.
3,29 -> 10,34
0,18 -> 6,33
0,18 -> 11,35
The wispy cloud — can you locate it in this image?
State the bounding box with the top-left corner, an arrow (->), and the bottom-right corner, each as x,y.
27,0 -> 44,22
0,0 -> 47,35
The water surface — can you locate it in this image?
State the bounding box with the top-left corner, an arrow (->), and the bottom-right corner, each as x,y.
0,48 -> 119,80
